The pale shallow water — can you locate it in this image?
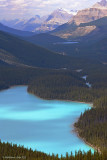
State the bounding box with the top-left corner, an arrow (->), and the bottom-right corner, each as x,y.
0,86 -> 94,156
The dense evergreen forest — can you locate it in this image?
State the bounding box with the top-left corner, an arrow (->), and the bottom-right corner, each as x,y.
0,66 -> 83,91
75,96 -> 107,151
28,75 -> 107,102
0,142 -> 107,160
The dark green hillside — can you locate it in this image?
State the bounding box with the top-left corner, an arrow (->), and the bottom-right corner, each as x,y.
28,73 -> 86,100
50,21 -> 77,37
87,38 -> 107,60
27,66 -> 107,103
75,96 -> 107,150
1,31 -> 101,69
92,38 -> 107,52
0,67 -> 84,91
54,37 -> 107,63
24,33 -> 67,48
26,36 -> 107,63
0,31 -> 76,69
84,65 -> 107,89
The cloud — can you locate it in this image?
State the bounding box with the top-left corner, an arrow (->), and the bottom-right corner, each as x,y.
0,0 -> 100,20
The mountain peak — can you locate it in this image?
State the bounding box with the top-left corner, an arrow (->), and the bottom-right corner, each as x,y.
70,10 -> 78,15
57,8 -> 64,11
53,8 -> 72,14
45,8 -> 73,23
98,0 -> 107,6
92,0 -> 107,9
34,15 -> 40,18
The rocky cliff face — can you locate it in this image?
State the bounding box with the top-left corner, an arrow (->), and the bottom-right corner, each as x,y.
57,26 -> 96,39
51,0 -> 107,39
68,0 -> 107,25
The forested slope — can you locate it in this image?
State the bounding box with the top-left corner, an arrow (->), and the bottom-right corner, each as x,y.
75,96 -> 107,150
0,31 -> 75,69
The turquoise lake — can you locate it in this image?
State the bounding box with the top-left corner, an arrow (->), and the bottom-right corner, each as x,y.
0,86 -> 94,156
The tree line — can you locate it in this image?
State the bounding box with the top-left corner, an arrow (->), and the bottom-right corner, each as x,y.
0,142 -> 107,160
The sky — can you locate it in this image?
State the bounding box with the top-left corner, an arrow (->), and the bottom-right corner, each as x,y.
0,0 -> 101,20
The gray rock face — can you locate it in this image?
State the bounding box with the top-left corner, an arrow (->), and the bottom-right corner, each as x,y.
67,0 -> 107,25
68,8 -> 107,25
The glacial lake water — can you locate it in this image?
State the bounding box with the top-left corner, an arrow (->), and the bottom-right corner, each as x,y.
0,86 -> 94,156
54,42 -> 78,45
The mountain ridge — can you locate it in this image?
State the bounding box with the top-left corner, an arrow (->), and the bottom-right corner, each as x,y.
0,9 -> 73,33
0,22 -> 35,37
51,0 -> 107,39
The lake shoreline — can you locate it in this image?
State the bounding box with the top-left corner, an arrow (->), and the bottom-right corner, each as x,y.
28,90 -> 93,106
0,84 -> 26,92
73,125 -> 101,153
0,85 -> 93,106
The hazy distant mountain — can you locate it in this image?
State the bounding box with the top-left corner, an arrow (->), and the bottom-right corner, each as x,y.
0,16 -> 46,32
1,19 -> 19,27
1,19 -> 28,30
0,22 -> 35,37
51,0 -> 107,39
1,9 -> 73,33
20,15 -> 51,32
